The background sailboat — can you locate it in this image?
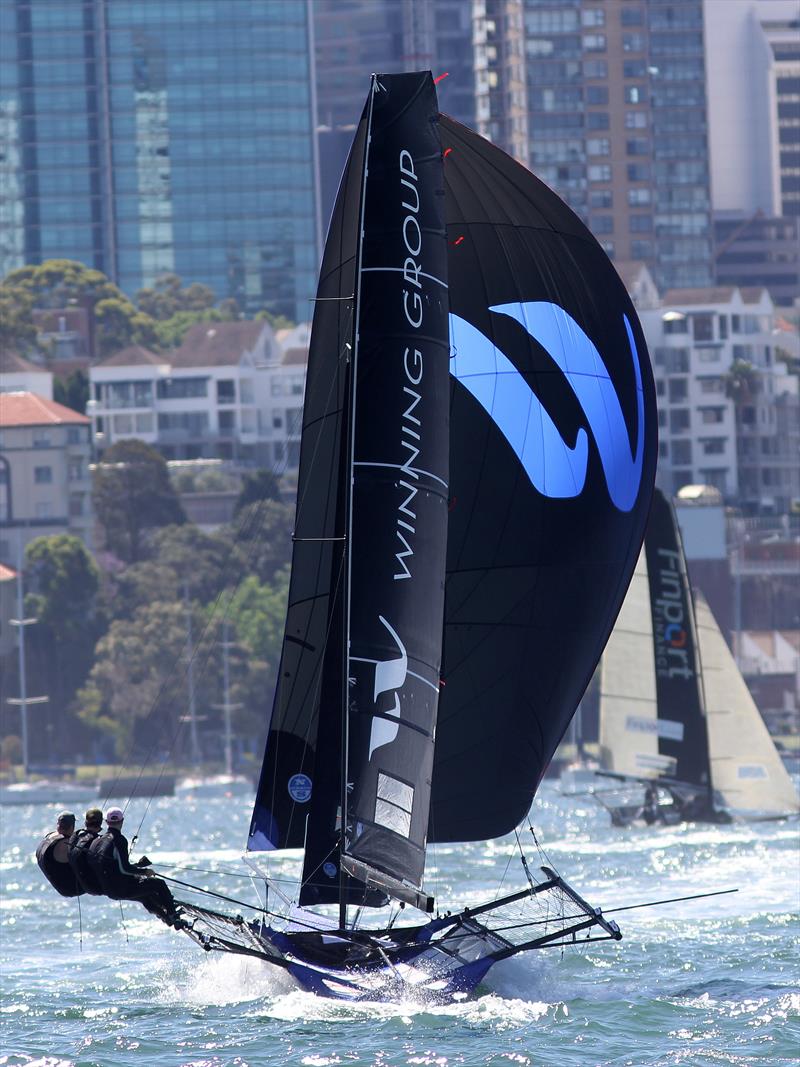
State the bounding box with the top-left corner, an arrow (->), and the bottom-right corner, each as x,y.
595,490 -> 798,824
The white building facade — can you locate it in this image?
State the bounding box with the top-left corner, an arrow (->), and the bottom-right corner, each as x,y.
89,321 -> 308,471
640,285 -> 800,514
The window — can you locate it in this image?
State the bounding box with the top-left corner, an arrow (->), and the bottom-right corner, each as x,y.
718,315 -> 728,340
583,35 -> 607,52
68,460 -> 83,480
156,377 -> 208,400
588,164 -> 611,182
699,377 -> 724,394
217,379 -> 235,404
692,314 -> 713,342
113,414 -> 134,434
589,190 -> 613,208
218,410 -> 236,432
66,426 -> 82,444
625,111 -> 648,129
587,112 -> 609,129
621,8 -> 644,27
240,378 -> 254,404
590,215 -> 614,234
33,430 -> 51,447
623,34 -> 645,52
670,409 -> 690,433
583,60 -> 608,78
624,86 -> 647,104
672,440 -> 692,465
272,413 -> 283,429
627,163 -> 651,181
587,138 -> 610,156
157,412 -> 209,434
582,9 -> 605,27
659,441 -> 669,458
664,317 -> 688,335
630,214 -> 653,232
35,466 -> 53,484
626,138 -> 649,156
69,493 -> 84,517
623,60 -> 647,78
697,349 -> 720,363
586,86 -> 608,104
631,240 -> 653,258
668,379 -> 688,403
700,408 -> 724,424
628,188 -> 651,205
700,439 -> 725,455
135,413 -> 154,433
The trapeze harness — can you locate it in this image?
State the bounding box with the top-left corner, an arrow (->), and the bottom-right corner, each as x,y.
36,832 -> 83,898
68,828 -> 103,895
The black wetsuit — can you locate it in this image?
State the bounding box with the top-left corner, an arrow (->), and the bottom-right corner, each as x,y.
88,827 -> 175,918
35,831 -> 83,897
68,828 -> 103,895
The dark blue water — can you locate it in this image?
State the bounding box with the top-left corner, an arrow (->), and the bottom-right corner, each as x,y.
2,783 -> 797,1066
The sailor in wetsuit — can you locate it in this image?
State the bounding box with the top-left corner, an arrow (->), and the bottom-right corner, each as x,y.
67,807 -> 104,895
87,807 -> 181,925
36,811 -> 83,897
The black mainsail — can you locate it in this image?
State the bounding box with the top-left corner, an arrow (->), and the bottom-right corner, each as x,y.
429,116 -> 657,842
643,489 -> 710,790
248,72 -> 449,914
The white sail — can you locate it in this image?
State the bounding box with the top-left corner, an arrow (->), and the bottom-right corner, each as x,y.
696,593 -> 799,816
599,551 -> 668,778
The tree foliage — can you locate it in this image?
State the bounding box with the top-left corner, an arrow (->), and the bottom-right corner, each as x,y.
53,369 -> 89,414
228,500 -> 294,584
23,535 -> 104,730
92,439 -> 186,563
234,468 -> 283,515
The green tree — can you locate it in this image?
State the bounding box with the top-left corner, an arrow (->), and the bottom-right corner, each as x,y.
228,500 -> 294,583
1,259 -> 158,357
93,439 -> 186,563
53,369 -> 89,414
255,309 -> 294,331
136,273 -> 216,320
106,523 -> 235,621
23,535 -> 104,737
227,569 -> 289,664
77,600 -> 190,759
0,284 -> 37,352
234,469 -> 283,515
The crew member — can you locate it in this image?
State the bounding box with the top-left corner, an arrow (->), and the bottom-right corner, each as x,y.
68,808 -> 104,895
35,811 -> 82,897
88,807 -> 181,925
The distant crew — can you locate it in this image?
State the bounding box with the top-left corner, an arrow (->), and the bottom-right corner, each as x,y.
67,808 -> 104,895
35,811 -> 83,897
87,807 -> 182,925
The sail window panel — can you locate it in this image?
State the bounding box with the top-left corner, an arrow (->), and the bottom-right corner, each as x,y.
374,773 -> 414,839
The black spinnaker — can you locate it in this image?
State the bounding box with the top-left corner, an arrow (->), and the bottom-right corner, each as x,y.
429,115 -> 657,843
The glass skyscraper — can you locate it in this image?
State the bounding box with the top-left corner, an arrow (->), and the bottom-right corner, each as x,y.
0,0 -> 318,320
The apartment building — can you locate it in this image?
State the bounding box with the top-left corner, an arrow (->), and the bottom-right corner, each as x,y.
0,392 -> 93,564
640,286 -> 800,513
89,320 -> 308,470
0,348 -> 52,399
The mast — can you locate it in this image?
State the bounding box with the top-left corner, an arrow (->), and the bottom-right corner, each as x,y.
184,581 -> 200,767
338,73 -> 377,931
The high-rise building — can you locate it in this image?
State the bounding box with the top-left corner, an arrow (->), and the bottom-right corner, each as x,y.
0,0 -> 318,320
312,0 -> 476,228
704,0 -> 800,219
477,0 -> 714,291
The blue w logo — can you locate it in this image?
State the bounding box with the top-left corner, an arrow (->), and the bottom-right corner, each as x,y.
449,301 -> 645,512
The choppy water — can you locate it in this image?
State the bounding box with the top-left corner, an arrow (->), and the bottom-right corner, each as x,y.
1,783 -> 798,1066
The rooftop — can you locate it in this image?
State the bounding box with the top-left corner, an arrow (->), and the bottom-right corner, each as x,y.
0,391 -> 90,428
95,344 -> 165,368
662,286 -> 770,308
170,321 -> 267,367
0,347 -> 48,375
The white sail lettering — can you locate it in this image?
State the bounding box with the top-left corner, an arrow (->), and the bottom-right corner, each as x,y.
403,354 -> 423,389
403,290 -> 423,328
398,480 -> 418,521
394,528 -> 413,580
399,148 -> 417,181
403,257 -> 422,289
400,176 -> 420,214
